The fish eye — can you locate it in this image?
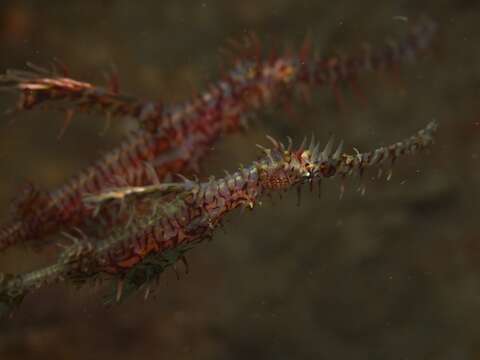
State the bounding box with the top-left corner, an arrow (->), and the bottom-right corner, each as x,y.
302,170 -> 312,180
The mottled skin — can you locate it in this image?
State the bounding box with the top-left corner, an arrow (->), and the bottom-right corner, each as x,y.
0,119 -> 437,309
0,18 -> 436,251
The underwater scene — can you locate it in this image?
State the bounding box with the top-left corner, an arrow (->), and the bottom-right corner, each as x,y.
0,1 -> 479,359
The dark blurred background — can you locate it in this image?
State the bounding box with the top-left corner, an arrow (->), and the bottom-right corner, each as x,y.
0,0 -> 479,359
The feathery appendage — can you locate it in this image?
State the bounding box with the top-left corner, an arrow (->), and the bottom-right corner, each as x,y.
0,120 -> 438,314
0,17 -> 436,130
0,63 -> 156,134
0,17 -> 437,253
